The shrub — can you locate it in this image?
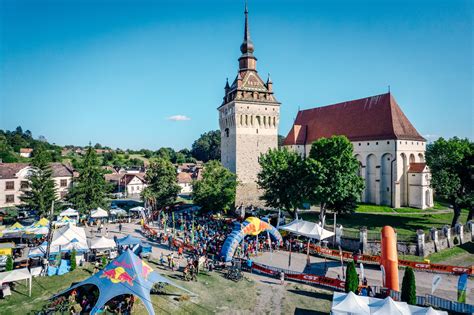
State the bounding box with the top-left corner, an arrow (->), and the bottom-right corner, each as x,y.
345,260 -> 359,293
401,267 -> 416,305
5,255 -> 14,271
70,249 -> 77,271
101,256 -> 108,268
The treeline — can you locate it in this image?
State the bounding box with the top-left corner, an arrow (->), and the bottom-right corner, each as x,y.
0,126 -> 62,163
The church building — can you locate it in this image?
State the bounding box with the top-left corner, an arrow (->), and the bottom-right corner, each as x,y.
218,5 -> 280,207
284,93 -> 434,209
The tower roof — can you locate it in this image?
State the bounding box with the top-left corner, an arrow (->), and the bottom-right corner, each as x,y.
240,2 -> 254,55
284,93 -> 425,145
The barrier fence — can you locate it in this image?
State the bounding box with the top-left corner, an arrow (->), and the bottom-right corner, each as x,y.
142,224 -> 473,275
310,244 -> 474,275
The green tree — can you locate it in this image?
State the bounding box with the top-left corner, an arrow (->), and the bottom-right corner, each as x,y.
257,148 -> 308,218
193,160 -> 237,213
191,130 -> 221,162
142,158 -> 181,211
67,146 -> 110,214
155,147 -> 175,161
426,137 -> 473,225
70,249 -> 77,271
5,255 -> 14,271
344,260 -> 359,293
401,267 -> 416,305
0,134 -> 19,162
306,136 -> 364,224
101,256 -> 108,268
19,146 -> 57,216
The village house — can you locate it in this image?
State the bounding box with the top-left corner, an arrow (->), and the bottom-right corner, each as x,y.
19,148 -> 33,158
284,93 -> 434,209
0,162 -> 75,209
104,172 -> 147,198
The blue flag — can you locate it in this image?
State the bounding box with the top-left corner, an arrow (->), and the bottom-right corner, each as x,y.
457,273 -> 468,303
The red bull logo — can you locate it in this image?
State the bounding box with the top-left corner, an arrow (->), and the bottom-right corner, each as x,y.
101,267 -> 135,286
242,217 -> 270,236
141,261 -> 153,280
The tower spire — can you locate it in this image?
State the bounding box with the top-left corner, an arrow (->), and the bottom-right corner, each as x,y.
239,0 -> 257,71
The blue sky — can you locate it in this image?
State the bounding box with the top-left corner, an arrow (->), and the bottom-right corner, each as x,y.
0,0 -> 472,150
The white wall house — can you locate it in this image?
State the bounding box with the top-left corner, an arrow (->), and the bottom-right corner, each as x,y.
122,174 -> 146,197
177,172 -> 193,195
0,163 -> 74,209
284,93 -> 434,209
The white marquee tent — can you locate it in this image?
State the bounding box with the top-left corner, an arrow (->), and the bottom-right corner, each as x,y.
0,268 -> 32,297
331,292 -> 448,315
59,208 -> 79,218
279,219 -> 334,240
28,224 -> 89,257
89,236 -> 117,250
91,208 -> 109,218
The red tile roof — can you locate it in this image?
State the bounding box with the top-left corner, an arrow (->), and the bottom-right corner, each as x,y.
408,162 -> 428,173
177,172 -> 193,184
0,163 -> 74,179
20,148 -> 33,153
284,93 -> 425,146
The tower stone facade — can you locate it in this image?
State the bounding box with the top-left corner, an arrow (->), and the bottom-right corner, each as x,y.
218,5 -> 280,207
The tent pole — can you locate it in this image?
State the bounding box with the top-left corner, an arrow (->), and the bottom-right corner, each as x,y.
306,239 -> 311,267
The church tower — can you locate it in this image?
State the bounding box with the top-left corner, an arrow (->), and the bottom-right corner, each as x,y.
218,4 -> 280,207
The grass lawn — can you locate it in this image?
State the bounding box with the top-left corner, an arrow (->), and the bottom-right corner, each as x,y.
355,201 -> 449,214
399,242 -> 474,266
301,208 -> 469,239
0,266 -> 93,315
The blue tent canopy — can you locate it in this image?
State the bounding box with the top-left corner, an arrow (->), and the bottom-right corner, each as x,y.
116,235 -> 142,246
54,249 -> 194,315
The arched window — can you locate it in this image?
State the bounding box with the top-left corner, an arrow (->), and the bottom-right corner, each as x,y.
225,128 -> 229,138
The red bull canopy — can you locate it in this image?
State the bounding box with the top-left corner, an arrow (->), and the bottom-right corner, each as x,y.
54,249 -> 193,315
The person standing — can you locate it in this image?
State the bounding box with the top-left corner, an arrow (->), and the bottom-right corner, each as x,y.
118,223 -> 122,233
280,271 -> 285,285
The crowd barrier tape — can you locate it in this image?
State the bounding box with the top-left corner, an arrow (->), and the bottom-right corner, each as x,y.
251,262 -> 345,291
309,244 -> 473,275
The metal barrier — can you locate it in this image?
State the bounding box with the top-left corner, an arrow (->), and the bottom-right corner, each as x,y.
389,290 -> 474,314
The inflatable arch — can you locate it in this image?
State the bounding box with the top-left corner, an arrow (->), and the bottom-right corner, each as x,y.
219,217 -> 283,262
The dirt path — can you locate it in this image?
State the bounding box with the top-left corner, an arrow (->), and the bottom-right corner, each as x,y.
252,274 -> 285,315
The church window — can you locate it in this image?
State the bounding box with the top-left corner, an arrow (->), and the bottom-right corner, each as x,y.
265,107 -> 267,110
376,142 -> 378,145
273,117 -> 276,126
245,115 -> 248,126
240,115 -> 243,125
263,116 -> 267,126
225,128 -> 229,138
256,129 -> 258,134
367,143 -> 370,146
358,143 -> 361,146
387,141 -> 390,144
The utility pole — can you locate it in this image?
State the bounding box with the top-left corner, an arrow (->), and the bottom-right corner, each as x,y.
43,200 -> 55,275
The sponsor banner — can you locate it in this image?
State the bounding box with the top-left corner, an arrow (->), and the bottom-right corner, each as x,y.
251,263 -> 345,291
310,244 -> 473,275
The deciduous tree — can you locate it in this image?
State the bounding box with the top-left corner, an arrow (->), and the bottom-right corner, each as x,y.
307,136 -> 364,225
142,158 -> 181,211
193,160 -> 236,213
426,137 -> 473,225
191,130 -> 221,162
257,148 -> 309,218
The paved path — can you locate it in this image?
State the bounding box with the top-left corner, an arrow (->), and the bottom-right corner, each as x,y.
85,222 -> 472,303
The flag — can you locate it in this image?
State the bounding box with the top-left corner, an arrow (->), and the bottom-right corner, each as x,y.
457,273 -> 468,303
380,265 -> 386,287
360,263 -> 365,282
431,275 -> 442,294
191,215 -> 195,245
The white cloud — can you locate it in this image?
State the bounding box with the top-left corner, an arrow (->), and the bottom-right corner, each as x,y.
167,115 -> 191,121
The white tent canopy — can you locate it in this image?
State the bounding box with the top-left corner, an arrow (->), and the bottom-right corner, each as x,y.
129,206 -> 145,212
59,208 -> 79,217
0,268 -> 32,296
332,291 -> 370,314
279,218 -> 334,240
110,208 -> 127,216
91,207 -> 108,218
52,224 -> 88,250
331,293 -> 448,315
89,236 -> 117,250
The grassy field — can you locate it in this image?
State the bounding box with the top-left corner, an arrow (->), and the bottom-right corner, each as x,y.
355,201 -> 449,214
301,208 -> 469,239
399,242 -> 474,265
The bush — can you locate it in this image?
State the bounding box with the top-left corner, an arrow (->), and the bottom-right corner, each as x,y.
101,256 -> 108,268
401,267 -> 416,305
5,255 -> 14,271
345,260 -> 359,293
70,249 -> 77,271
